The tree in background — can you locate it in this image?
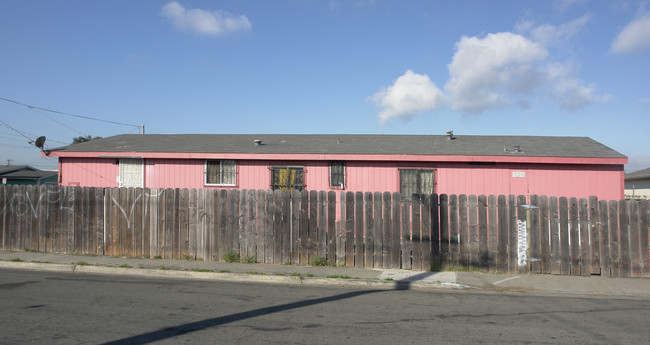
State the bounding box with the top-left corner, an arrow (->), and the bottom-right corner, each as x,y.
72,135 -> 102,144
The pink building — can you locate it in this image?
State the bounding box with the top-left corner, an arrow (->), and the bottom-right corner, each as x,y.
48,133 -> 627,200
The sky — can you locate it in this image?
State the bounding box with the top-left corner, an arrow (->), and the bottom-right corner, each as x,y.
1,0 -> 649,172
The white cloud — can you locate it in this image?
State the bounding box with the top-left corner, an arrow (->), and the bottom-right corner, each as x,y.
160,1 -> 251,37
372,16 -> 610,123
554,0 -> 587,12
444,32 -> 548,113
611,14 -> 650,54
371,70 -> 445,123
545,63 -> 611,111
525,14 -> 591,46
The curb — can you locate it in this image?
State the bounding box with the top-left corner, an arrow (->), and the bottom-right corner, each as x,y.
0,261 -> 466,291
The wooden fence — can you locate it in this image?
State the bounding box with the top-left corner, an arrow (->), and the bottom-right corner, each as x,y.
1,185 -> 648,277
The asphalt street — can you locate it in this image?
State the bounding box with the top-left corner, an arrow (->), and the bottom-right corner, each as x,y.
2,268 -> 650,345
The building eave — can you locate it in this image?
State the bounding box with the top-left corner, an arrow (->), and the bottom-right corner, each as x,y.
49,151 -> 628,165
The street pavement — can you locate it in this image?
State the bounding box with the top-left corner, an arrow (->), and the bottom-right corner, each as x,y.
1,249 -> 649,297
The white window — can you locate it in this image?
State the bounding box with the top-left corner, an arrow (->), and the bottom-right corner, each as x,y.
205,160 -> 236,186
119,159 -> 143,188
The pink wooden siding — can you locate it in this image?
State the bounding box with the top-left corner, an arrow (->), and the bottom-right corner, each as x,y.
57,156 -> 625,200
60,158 -> 118,188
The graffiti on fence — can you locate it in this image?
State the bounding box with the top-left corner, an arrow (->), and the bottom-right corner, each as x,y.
1,187 -> 74,220
517,219 -> 527,267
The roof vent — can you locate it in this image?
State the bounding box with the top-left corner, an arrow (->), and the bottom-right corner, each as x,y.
513,145 -> 521,153
446,130 -> 454,140
254,139 -> 262,147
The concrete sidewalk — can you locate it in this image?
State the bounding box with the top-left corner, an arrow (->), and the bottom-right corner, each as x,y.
1,250 -> 648,297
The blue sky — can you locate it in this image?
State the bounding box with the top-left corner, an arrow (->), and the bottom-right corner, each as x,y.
1,0 -> 649,172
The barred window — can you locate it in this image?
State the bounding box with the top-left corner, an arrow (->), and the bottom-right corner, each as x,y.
205,160 -> 236,186
270,166 -> 305,192
399,169 -> 434,199
329,161 -> 345,188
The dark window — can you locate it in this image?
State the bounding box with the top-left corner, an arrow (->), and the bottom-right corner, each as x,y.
270,166 -> 305,191
205,160 -> 236,185
399,169 -> 434,199
329,161 -> 345,188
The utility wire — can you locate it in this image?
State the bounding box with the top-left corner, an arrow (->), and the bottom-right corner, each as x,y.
30,106 -> 87,136
0,123 -> 68,145
0,96 -> 141,129
0,119 -> 34,143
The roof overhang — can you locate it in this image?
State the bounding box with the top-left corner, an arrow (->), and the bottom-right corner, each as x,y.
48,151 -> 628,165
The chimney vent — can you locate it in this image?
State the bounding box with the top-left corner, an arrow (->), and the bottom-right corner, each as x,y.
446,130 -> 454,140
254,139 -> 262,147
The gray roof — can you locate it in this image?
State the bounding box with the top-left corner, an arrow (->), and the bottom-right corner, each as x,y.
51,134 -> 626,159
0,165 -> 36,174
0,170 -> 57,179
625,168 -> 650,180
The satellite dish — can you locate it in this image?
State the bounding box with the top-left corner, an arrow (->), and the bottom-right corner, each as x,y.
35,136 -> 46,149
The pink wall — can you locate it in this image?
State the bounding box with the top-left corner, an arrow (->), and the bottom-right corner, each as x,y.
59,157 -> 625,200
60,158 -> 119,187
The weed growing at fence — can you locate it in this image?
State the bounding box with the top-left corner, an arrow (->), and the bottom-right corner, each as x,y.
180,254 -> 195,261
218,269 -> 230,273
31,260 -> 51,264
384,277 -> 394,281
153,255 -> 162,260
289,272 -> 314,280
248,271 -> 265,275
74,261 -> 89,266
159,266 -> 170,270
241,255 -> 258,264
326,275 -> 354,279
23,248 -> 34,252
10,258 -> 23,262
189,268 -> 212,272
310,256 -> 326,266
119,264 -> 132,268
223,251 -> 239,263
445,264 -> 481,272
430,262 -> 442,272
283,260 -> 291,265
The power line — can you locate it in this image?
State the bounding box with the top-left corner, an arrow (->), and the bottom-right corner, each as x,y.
0,96 -> 142,129
30,106 -> 87,136
0,119 -> 33,143
0,125 -> 68,145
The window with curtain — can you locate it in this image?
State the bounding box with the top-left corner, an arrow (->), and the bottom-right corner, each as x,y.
205,160 -> 236,185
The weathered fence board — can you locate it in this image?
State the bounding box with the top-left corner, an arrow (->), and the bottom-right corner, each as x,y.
478,195 -> 488,271
355,192 -> 364,268
1,185 -> 648,276
599,200 -> 610,278
364,192 -> 374,269
497,195 -> 508,273
530,195 -> 541,274
402,197 -> 412,270
539,195 -> 550,274
579,198 -> 589,277
453,194 -> 463,268
488,195 -> 497,272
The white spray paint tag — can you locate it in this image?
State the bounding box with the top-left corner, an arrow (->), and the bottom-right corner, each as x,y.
517,219 -> 527,267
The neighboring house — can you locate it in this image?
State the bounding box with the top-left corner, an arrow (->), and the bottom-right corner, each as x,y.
47,133 -> 627,200
625,168 -> 650,199
0,165 -> 57,186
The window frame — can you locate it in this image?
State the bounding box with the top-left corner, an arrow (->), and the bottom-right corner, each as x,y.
204,160 -> 237,186
270,166 -> 305,191
399,168 -> 435,199
329,161 -> 345,189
